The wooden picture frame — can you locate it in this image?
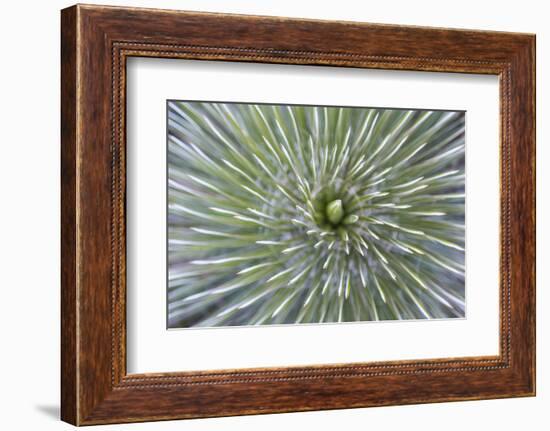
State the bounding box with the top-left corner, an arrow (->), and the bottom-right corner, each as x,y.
61,4 -> 536,425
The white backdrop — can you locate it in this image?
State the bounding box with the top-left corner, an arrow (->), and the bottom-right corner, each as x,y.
0,0 -> 547,430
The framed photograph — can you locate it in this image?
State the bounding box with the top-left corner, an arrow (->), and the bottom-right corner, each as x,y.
61,4 -> 536,425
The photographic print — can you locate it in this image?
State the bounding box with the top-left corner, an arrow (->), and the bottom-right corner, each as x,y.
167,101 -> 465,328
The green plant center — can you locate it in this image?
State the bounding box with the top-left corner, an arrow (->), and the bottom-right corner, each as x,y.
326,199 -> 344,225
324,198 -> 359,228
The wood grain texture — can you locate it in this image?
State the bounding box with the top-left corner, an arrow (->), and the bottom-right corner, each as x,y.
60,4 -> 536,425
60,5 -> 78,425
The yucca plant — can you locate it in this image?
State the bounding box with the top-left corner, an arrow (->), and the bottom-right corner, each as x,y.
167,101 -> 465,328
